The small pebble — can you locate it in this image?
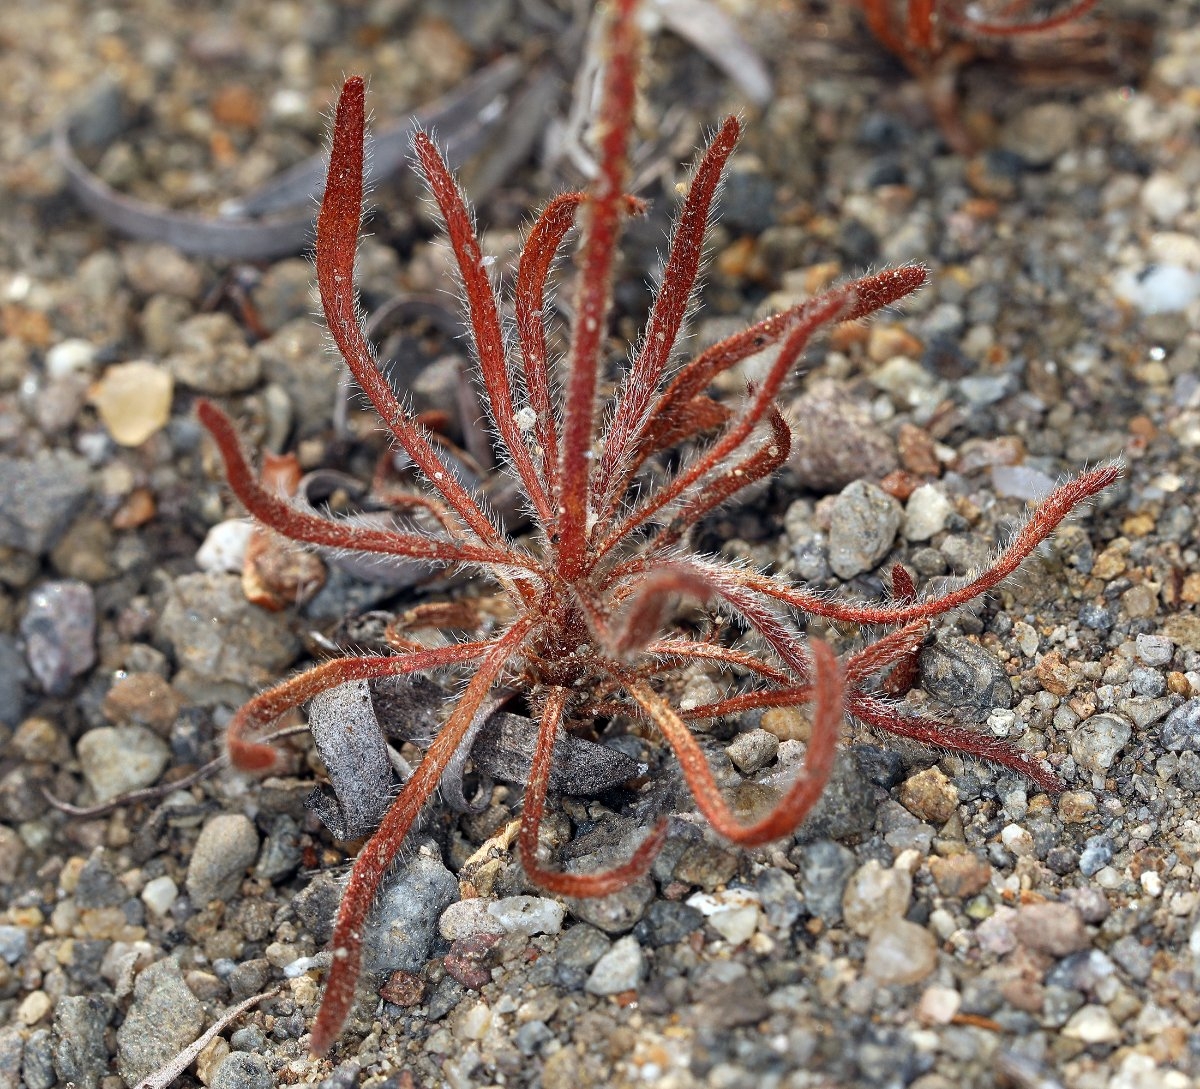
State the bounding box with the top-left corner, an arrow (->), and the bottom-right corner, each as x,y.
211,1051 -> 273,1089
864,917 -> 937,985
898,767 -> 958,824
903,484 -> 952,541
1161,699 -> 1200,751
196,520 -> 255,573
584,935 -> 645,995
1013,902 -> 1090,957
90,361 -> 173,446
20,580 -> 96,696
1071,713 -> 1132,775
725,729 -> 780,775
45,338 -> 97,379
828,481 -> 902,579
186,814 -> 260,904
1061,1004 -> 1121,1044
140,875 -> 178,917
77,725 -> 170,804
843,860 -> 912,936
440,899 -> 505,941
488,895 -> 564,937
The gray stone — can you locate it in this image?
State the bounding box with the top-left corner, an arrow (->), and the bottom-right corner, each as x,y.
53,993 -> 115,1089
116,959 -> 205,1085
0,1026 -> 21,1089
554,924 -> 611,991
254,317 -> 339,437
156,572 -> 300,689
19,580 -> 96,695
797,839 -> 857,922
0,925 -> 27,964
362,848 -> 458,975
212,1051 -> 274,1089
726,729 -> 780,775
828,480 -> 902,579
186,813 -> 260,904
77,725 -> 170,805
921,637 -> 1013,719
1000,102 -> 1079,166
0,635 -> 30,727
166,312 -> 260,394
1162,700 -> 1200,751
794,751 -> 876,843
632,901 -> 705,947
21,1028 -> 54,1089
0,451 -> 91,553
1071,714 -> 1132,775
255,814 -> 302,882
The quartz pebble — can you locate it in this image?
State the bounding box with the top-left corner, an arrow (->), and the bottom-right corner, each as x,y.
903,484 -> 952,541
1071,713 -> 1132,775
195,519 -> 254,573
488,896 -> 565,937
864,917 -> 937,985
90,361 -> 173,446
843,861 -> 912,936
584,935 -> 645,995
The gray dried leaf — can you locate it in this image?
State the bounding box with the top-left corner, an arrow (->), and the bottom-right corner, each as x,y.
471,713 -> 643,797
305,679 -> 395,841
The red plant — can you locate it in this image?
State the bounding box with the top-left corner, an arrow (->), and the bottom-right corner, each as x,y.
197,0 -> 1117,1056
859,0 -> 1103,152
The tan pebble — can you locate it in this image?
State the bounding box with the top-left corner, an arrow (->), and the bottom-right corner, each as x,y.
1058,791 -> 1097,823
1035,650 -> 1079,696
90,361 -> 173,446
17,989 -> 52,1025
195,1035 -> 230,1086
898,767 -> 959,825
867,324 -> 923,363
928,852 -> 992,899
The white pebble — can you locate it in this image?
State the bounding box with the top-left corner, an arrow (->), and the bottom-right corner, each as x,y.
195,520 -> 254,573
1112,265 -> 1200,314
585,935 -> 645,996
1062,1004 -> 1121,1044
45,338 -> 97,379
140,875 -> 178,917
488,895 -> 564,937
439,899 -> 505,941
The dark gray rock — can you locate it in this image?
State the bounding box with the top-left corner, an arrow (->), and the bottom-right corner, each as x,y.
796,839 -> 857,922
0,451 -> 90,553
293,871 -> 344,945
633,901 -> 705,947
795,751 -> 876,843
52,993 -> 114,1089
554,924 -> 612,991
0,635 -> 30,727
920,636 -> 1013,719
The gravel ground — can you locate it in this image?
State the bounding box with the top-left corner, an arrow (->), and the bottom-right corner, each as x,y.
2,2 -> 1200,1088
